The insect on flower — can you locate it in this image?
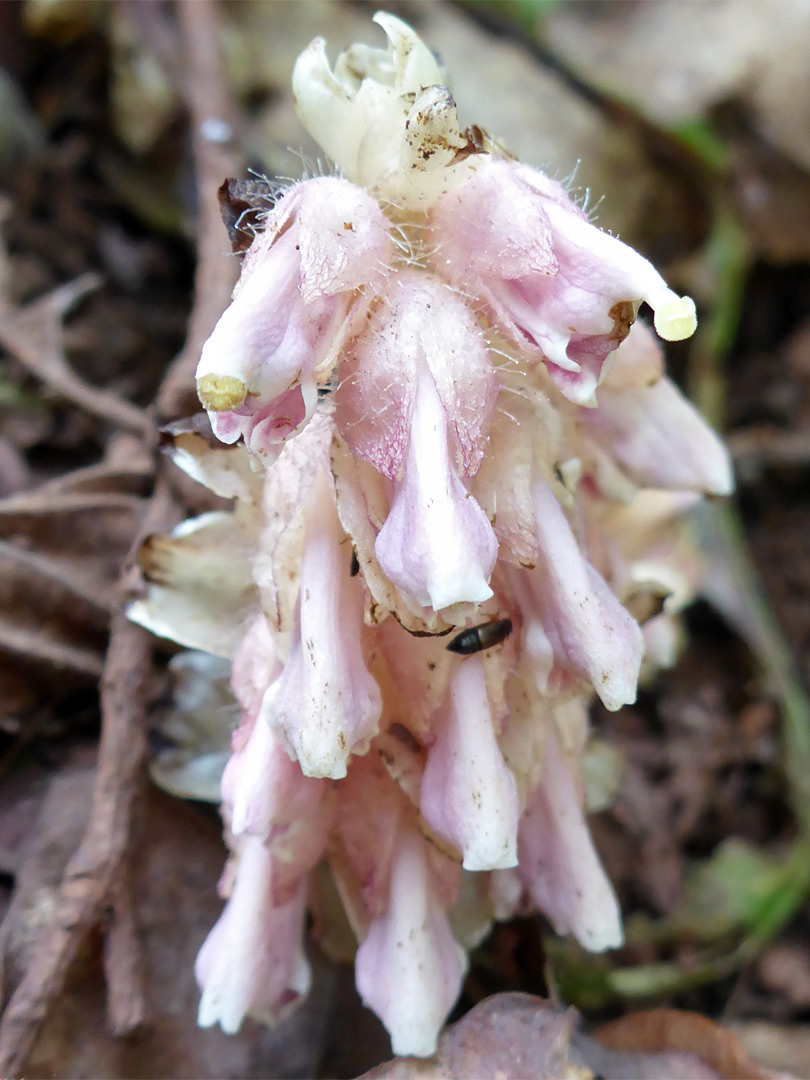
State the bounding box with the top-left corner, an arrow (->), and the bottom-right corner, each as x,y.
446,618 -> 514,655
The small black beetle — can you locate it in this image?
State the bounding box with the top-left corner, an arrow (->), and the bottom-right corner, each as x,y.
446,618 -> 513,656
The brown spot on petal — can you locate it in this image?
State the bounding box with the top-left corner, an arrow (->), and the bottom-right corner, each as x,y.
196,374 -> 247,412
609,299 -> 637,346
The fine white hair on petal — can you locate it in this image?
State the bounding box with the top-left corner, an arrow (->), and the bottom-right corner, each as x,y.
196,177 -> 392,457
430,157 -> 698,403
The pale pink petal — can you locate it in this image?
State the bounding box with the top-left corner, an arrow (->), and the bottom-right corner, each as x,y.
431,158 -> 696,403
336,272 -> 496,479
601,320 -> 665,390
335,273 -> 498,614
372,616 -> 454,740
198,227 -> 342,405
355,825 -> 467,1057
266,467 -> 381,778
330,432 -> 447,634
374,371 -> 497,611
584,377 -> 734,495
518,722 -> 623,952
254,409 -> 335,635
197,177 -> 392,453
195,837 -> 310,1033
222,707 -> 327,856
222,711 -> 329,906
471,391 -> 565,569
420,656 -> 519,871
541,193 -> 696,340
526,479 -> 643,710
430,159 -> 559,284
210,380 -> 318,463
230,614 -> 279,726
332,751 -> 407,923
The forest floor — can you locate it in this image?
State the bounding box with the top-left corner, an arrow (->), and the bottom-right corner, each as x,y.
1,2 -> 810,1077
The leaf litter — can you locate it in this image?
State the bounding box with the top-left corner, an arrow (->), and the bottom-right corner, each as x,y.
0,0 -> 809,1076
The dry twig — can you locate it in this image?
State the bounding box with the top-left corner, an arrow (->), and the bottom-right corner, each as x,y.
0,621 -> 104,679
0,0 -> 245,1071
0,274 -> 154,441
0,482 -> 177,1078
0,492 -> 145,517
103,865 -> 148,1038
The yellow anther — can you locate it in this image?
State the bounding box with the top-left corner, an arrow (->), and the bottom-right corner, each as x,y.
196,374 -> 248,411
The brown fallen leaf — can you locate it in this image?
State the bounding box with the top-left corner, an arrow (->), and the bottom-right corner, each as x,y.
595,1008 -> 775,1080
359,993 -> 759,1080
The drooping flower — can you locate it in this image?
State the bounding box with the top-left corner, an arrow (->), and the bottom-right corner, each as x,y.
517,716 -> 623,952
262,464 -> 382,779
196,177 -> 393,458
336,271 -> 498,611
195,836 -> 311,1034
420,655 -> 519,871
354,822 -> 468,1057
430,158 -> 697,405
131,10 -> 733,1061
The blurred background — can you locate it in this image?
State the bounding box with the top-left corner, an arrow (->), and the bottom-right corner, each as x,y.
0,1 -> 809,1076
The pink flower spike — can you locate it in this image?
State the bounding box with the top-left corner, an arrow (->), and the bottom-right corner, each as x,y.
197,177 -> 392,454
374,371 -> 497,611
355,824 -> 467,1057
518,721 -> 623,952
527,479 -> 643,711
420,655 -> 519,871
266,467 -> 381,778
195,837 -> 310,1033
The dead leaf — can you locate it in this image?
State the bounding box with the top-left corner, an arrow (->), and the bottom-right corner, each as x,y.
595,1008 -> 775,1080
359,993 -> 757,1079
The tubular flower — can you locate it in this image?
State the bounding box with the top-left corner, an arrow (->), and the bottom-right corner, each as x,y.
130,11 -> 733,1059
196,177 -> 393,458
